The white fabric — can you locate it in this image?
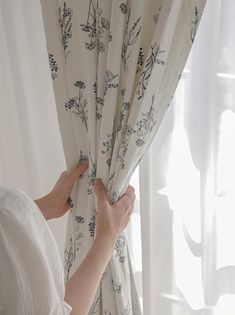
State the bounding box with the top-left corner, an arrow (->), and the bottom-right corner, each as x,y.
140,0 -> 235,314
40,1 -> 207,314
0,186 -> 72,315
0,0 -> 67,255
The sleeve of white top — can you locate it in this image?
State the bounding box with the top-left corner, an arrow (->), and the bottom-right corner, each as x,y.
0,186 -> 73,315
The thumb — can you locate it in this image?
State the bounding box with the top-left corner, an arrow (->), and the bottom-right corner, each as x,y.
94,178 -> 109,207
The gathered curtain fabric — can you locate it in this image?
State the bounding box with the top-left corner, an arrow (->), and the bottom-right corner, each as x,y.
40,0 -> 206,314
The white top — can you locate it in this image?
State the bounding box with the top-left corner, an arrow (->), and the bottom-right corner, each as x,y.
0,186 -> 72,315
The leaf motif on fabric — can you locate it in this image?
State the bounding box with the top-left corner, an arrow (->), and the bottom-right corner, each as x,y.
48,54 -> 58,80
87,149 -> 96,195
117,124 -> 133,169
81,0 -> 110,53
59,2 -> 73,61
101,132 -> 115,167
137,43 -> 165,100
122,10 -> 142,72
90,292 -> 101,314
153,5 -> 162,24
191,6 -> 200,43
136,47 -> 144,73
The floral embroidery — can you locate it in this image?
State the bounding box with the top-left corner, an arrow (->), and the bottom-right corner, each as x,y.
67,196 -> 74,209
59,2 -> 73,61
122,10 -> 141,72
48,54 -> 58,80
191,6 -> 199,43
137,43 -> 165,100
81,0 -> 110,53
75,215 -> 85,224
119,2 -> 128,15
88,214 -> 96,238
65,81 -> 88,131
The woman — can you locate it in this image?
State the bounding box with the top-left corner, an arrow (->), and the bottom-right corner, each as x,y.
0,160 -> 135,315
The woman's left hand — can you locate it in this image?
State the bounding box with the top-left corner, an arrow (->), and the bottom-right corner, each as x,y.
35,160 -> 89,220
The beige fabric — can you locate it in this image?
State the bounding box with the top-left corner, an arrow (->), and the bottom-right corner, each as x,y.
0,186 -> 72,315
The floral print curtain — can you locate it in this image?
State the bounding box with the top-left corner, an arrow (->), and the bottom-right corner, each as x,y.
40,0 -> 207,314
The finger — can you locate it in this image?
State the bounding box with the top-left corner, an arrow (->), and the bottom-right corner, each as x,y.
94,178 -> 109,207
68,160 -> 89,182
115,185 -> 135,209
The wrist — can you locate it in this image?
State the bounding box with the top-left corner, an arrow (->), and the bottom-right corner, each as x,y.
94,234 -> 116,256
34,193 -> 54,220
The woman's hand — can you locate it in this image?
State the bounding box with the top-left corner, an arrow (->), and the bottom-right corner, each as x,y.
94,178 -> 135,245
34,160 -> 88,220
65,178 -> 135,315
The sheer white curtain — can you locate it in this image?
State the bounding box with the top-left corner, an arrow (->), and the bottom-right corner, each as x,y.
0,0 -> 67,254
139,0 -> 235,314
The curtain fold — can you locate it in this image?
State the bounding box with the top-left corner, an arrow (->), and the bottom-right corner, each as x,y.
40,0 -> 207,313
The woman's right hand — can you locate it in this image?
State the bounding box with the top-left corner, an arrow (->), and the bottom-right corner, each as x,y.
94,178 -> 135,245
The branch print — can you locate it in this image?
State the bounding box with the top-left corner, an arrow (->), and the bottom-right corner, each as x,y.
65,81 -> 88,131
81,0 -> 110,53
134,94 -> 157,147
64,216 -> 84,280
137,42 -> 165,100
59,2 -> 73,61
121,9 -> 141,72
191,6 -> 200,43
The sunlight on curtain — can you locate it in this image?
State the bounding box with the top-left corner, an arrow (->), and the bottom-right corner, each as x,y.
138,0 -> 235,314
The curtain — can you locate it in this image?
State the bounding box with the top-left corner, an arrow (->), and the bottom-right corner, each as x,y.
0,0 -> 67,255
40,0 -> 207,314
140,0 -> 235,314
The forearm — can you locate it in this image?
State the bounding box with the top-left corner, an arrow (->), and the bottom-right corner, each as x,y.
64,236 -> 115,315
